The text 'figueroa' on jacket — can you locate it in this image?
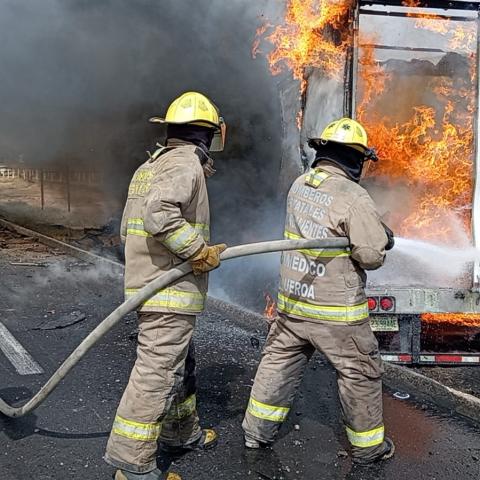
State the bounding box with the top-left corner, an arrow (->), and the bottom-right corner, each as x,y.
279,162 -> 388,323
120,140 -> 210,314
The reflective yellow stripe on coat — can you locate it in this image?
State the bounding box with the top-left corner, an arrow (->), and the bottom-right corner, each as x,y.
346,425 -> 384,448
247,397 -> 290,423
278,294 -> 369,322
305,169 -> 330,188
164,223 -> 200,253
126,219 -> 210,243
112,415 -> 161,442
125,288 -> 205,313
283,231 -> 351,258
190,223 -> 210,242
127,218 -> 152,237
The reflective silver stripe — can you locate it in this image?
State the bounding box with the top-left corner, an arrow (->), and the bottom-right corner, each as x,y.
163,224 -> 200,253
346,425 -> 384,448
278,294 -> 368,322
165,394 -> 197,421
247,397 -> 289,422
125,288 -> 205,312
112,415 -> 161,442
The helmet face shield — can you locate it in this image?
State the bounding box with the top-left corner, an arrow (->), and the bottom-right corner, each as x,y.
358,148 -> 379,180
210,117 -> 226,152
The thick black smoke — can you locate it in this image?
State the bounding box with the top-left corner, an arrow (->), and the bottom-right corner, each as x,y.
0,0 -> 289,308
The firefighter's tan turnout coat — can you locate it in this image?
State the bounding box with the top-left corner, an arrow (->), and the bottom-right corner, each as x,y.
120,140 -> 210,314
279,161 -> 388,322
243,161 -> 390,461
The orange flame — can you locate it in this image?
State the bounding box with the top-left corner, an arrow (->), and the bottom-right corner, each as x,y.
252,23 -> 271,59
422,313 -> 480,327
255,2 -> 480,328
256,1 -> 477,245
357,44 -> 475,242
264,292 -> 277,320
254,0 -> 353,92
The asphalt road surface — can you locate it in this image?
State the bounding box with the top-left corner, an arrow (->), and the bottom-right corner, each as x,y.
0,238 -> 479,480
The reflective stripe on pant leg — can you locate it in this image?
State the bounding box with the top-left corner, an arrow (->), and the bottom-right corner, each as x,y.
159,340 -> 201,446
105,313 -> 196,472
112,416 -> 161,442
247,397 -> 290,423
160,393 -> 201,447
305,321 -> 385,458
164,394 -> 197,421
243,317 -> 313,443
346,425 -> 384,448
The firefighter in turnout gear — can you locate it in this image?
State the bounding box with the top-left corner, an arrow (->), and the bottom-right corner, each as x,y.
105,92 -> 227,480
242,117 -> 395,466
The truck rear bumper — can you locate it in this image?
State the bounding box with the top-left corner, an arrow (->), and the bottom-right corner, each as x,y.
372,313 -> 480,365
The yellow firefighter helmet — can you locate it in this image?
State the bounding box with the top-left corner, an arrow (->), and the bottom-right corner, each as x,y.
318,117 -> 369,154
149,91 -> 226,152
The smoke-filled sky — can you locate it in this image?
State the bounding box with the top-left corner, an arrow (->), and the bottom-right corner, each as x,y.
0,0 -> 292,307
0,0 -> 287,239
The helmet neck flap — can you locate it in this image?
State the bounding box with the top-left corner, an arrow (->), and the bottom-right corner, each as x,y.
166,123 -> 216,177
310,141 -> 366,183
167,123 -> 214,152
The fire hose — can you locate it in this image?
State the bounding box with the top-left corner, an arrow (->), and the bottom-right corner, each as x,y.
0,237 -> 349,418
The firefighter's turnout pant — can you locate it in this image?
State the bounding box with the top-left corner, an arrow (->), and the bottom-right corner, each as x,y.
105,313 -> 201,474
242,314 -> 385,461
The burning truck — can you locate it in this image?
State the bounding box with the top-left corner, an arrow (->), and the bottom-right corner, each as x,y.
256,0 -> 480,365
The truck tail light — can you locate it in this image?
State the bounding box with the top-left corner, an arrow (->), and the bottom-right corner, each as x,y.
368,297 -> 378,311
380,296 -> 395,312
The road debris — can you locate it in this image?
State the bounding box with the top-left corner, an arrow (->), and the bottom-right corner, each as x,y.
34,311 -> 87,330
10,262 -> 47,267
393,391 -> 411,400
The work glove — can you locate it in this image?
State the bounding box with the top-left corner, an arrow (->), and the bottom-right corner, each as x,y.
190,243 -> 227,275
382,222 -> 395,251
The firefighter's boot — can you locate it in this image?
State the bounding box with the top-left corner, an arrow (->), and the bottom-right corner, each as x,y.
114,468 -> 181,480
244,434 -> 271,450
352,437 -> 395,466
159,428 -> 218,454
